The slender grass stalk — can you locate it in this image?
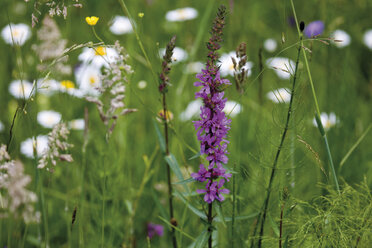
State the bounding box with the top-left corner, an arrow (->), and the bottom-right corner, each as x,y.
162,93 -> 178,248
101,144 -> 108,248
257,36 -> 302,248
159,35 -> 178,248
117,0 -> 157,83
289,0 -> 340,194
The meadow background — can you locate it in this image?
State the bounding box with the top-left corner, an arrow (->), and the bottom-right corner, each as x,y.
0,0 -> 372,247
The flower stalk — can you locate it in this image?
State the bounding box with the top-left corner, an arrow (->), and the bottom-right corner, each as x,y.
190,5 -> 231,247
159,35 -> 178,248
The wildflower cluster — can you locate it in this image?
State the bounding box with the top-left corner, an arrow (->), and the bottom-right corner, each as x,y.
0,145 -> 40,223
191,5 -> 231,204
38,123 -> 74,172
86,41 -> 137,138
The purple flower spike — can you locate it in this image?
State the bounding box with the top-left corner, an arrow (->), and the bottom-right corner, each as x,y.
304,20 -> 325,38
192,5 -> 231,204
147,223 -> 164,239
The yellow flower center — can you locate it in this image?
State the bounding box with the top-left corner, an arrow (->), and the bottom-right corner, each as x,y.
86,16 -> 99,26
12,29 -> 20,37
176,9 -> 187,20
325,120 -> 332,129
60,80 -> 75,89
89,76 -> 97,85
95,46 -> 106,56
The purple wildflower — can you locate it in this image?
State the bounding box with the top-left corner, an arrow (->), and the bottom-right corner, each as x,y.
304,20 -> 325,38
191,5 -> 231,204
147,223 -> 164,239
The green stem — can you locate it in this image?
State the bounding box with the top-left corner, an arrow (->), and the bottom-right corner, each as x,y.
92,26 -> 105,44
290,0 -> 340,194
208,203 -> 213,248
257,36 -> 302,248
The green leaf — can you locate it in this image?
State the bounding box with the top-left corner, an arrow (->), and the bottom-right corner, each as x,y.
153,119 -> 165,152
188,152 -> 201,160
174,190 -> 207,220
214,203 -> 226,227
215,211 -> 259,223
283,235 -> 289,248
165,154 -> 184,181
268,213 -> 280,237
192,228 -> 210,248
173,177 -> 195,185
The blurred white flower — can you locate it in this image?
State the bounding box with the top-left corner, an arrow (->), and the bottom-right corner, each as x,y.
0,121 -> 4,132
37,110 -> 62,128
1,23 -> 31,46
109,16 -> 133,35
219,51 -> 253,77
137,80 -> 147,89
9,80 -> 33,99
37,78 -> 60,96
266,88 -> 291,103
75,65 -> 102,96
331,29 -> 351,48
266,57 -> 295,80
165,7 -> 198,22
69,119 -> 85,130
159,47 -> 188,63
78,47 -> 119,68
224,101 -> 242,118
363,29 -> 372,50
20,135 -> 49,158
313,112 -> 337,131
264,39 -> 277,52
179,99 -> 202,121
186,61 -> 204,74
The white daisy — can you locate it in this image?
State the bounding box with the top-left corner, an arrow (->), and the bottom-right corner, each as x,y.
331,29 -> 351,48
266,88 -> 291,103
78,46 -> 119,68
218,51 -> 253,77
109,16 -> 133,35
37,110 -> 62,128
264,38 -> 277,52
1,23 -> 31,46
69,119 -> 85,130
165,7 -> 198,22
37,78 -> 60,96
266,57 -> 295,80
224,101 -> 242,118
75,65 -> 102,96
0,121 -> 4,132
313,112 -> 337,131
9,80 -> 33,99
137,80 -> 147,89
57,80 -> 83,98
159,47 -> 188,63
179,99 -> 202,121
186,61 -> 204,74
363,29 -> 372,50
20,135 -> 49,158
